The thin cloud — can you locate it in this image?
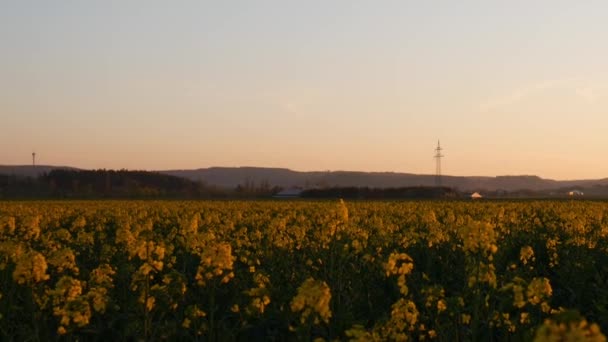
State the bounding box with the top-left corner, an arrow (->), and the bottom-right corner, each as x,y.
575,86 -> 596,103
478,78 -> 599,112
478,80 -> 569,112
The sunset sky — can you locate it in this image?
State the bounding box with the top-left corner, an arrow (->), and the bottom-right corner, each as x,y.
1,1 -> 607,180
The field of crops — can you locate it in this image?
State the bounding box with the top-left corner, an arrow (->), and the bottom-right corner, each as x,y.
0,200 -> 607,341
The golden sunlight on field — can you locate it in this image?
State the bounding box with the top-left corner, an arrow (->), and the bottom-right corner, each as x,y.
0,200 -> 607,340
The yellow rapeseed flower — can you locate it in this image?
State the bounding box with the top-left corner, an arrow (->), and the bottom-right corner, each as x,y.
290,278 -> 332,324
520,246 -> 535,265
527,277 -> 552,305
534,318 -> 606,342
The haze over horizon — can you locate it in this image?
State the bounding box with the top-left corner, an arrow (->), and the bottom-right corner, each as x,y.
3,162 -> 608,183
2,1 -> 607,180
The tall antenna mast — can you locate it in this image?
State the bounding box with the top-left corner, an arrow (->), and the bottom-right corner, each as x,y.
434,140 -> 443,187
32,152 -> 36,168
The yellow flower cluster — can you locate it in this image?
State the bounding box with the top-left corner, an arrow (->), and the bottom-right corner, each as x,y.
182,304 -> 207,330
510,278 -> 528,309
381,298 -> 419,340
459,221 -> 498,257
195,243 -> 234,286
12,251 -> 50,284
2,216 -> 16,235
527,277 -> 552,307
502,276 -> 553,312
88,264 -> 116,313
50,276 -> 91,333
520,246 -> 535,266
422,286 -> 447,313
290,277 -> 332,324
546,238 -> 560,268
179,213 -> 200,236
245,272 -> 271,315
467,262 -> 497,288
385,253 -> 414,295
21,215 -> 42,241
338,199 -> 349,224
135,240 -> 166,272
345,324 -> 380,342
48,248 -> 79,274
534,318 -> 606,342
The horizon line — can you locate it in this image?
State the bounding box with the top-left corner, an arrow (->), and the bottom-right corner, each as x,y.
1,163 -> 605,182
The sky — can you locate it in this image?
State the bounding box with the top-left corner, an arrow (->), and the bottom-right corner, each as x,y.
1,1 -> 607,180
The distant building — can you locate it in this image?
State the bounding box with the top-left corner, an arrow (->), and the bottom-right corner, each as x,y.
568,190 -> 584,197
273,188 -> 303,199
471,192 -> 483,199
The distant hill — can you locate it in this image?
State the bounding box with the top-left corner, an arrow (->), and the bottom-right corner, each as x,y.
3,165 -> 608,193
162,167 -> 608,192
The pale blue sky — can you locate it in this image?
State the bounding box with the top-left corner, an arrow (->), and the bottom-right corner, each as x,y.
1,1 -> 607,179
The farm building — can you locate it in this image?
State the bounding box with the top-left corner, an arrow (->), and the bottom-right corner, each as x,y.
568,190 -> 584,197
471,192 -> 483,199
273,188 -> 303,199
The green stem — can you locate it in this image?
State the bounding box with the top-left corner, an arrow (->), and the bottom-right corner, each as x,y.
209,282 -> 216,342
144,242 -> 150,341
30,287 -> 40,342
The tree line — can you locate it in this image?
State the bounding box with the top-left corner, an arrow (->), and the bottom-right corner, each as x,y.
0,169 -> 278,199
301,186 -> 459,199
0,169 -> 465,200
